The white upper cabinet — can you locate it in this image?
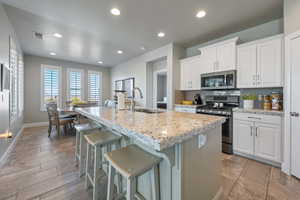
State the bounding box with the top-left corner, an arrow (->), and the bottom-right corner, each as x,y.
216,41 -> 237,72
180,56 -> 202,90
257,37 -> 283,87
199,46 -> 216,73
237,44 -> 257,88
237,34 -> 283,88
180,37 -> 238,90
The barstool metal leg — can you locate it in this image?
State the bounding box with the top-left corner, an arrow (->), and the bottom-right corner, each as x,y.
85,144 -> 91,189
151,165 -> 160,200
75,131 -> 80,164
115,141 -> 122,194
107,164 -> 116,200
79,132 -> 87,176
126,177 -> 136,200
93,145 -> 101,200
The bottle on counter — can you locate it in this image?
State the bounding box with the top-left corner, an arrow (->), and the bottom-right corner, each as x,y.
263,95 -> 272,110
256,94 -> 264,109
271,92 -> 283,111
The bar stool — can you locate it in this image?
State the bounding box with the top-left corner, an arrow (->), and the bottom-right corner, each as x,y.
74,122 -> 100,176
85,129 -> 122,200
105,144 -> 162,200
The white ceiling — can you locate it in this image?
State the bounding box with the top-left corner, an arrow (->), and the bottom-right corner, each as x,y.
2,0 -> 283,67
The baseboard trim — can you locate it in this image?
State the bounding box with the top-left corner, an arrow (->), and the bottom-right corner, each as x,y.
23,122 -> 49,128
233,151 -> 281,168
212,187 -> 223,200
0,126 -> 24,168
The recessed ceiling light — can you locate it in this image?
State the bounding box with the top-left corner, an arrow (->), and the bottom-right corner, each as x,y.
196,10 -> 206,18
97,61 -> 103,64
157,32 -> 165,38
117,50 -> 123,54
53,33 -> 63,38
111,8 -> 121,16
50,52 -> 56,56
140,46 -> 146,50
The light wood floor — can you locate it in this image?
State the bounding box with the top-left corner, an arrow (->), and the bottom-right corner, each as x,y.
0,127 -> 300,200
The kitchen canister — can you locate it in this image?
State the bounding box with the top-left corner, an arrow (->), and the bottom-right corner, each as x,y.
271,92 -> 283,111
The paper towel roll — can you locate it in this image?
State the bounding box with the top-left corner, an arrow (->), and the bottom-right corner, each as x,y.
117,93 -> 126,110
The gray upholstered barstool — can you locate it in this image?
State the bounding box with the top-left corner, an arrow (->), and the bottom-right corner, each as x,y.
84,129 -> 122,200
105,144 -> 162,200
74,122 -> 100,176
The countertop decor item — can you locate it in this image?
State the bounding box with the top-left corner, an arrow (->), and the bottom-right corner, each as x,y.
182,100 -> 193,105
242,94 -> 256,109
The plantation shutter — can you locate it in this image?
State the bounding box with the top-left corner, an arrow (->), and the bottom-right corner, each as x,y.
88,71 -> 101,103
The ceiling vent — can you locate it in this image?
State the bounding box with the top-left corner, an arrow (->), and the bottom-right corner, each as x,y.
33,31 -> 43,40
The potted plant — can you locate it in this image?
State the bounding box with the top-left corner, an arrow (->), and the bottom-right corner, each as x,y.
242,94 -> 256,109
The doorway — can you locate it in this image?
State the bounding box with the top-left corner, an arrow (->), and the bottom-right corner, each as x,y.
153,70 -> 167,109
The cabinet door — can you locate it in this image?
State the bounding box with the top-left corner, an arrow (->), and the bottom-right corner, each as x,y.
180,57 -> 202,90
257,37 -> 283,87
200,46 -> 216,73
180,60 -> 192,90
237,45 -> 257,88
233,120 -> 254,155
254,122 -> 281,162
216,42 -> 236,71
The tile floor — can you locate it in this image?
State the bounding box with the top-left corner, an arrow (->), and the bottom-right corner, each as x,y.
0,127 -> 299,200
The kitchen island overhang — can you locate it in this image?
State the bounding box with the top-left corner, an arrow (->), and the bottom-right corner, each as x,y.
75,106 -> 225,200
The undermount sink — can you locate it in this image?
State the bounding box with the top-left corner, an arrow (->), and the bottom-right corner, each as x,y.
134,108 -> 164,114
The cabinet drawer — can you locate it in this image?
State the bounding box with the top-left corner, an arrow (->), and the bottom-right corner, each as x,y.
233,112 -> 281,125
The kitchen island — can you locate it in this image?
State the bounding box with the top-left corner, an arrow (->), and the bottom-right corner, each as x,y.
76,106 -> 225,200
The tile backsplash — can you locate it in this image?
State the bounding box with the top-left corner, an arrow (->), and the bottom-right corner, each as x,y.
179,87 -> 283,108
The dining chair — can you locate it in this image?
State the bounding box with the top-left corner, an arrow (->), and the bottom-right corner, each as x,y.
46,103 -> 74,137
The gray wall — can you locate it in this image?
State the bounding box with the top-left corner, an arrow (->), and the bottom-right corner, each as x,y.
24,55 -> 111,123
186,19 -> 283,57
284,0 -> 300,34
0,3 -> 23,159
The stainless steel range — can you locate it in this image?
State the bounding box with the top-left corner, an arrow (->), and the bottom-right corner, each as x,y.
197,95 -> 240,154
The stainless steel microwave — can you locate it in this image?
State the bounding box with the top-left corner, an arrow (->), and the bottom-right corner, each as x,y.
201,70 -> 236,90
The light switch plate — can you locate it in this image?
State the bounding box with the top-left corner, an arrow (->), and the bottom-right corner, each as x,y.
198,134 -> 207,149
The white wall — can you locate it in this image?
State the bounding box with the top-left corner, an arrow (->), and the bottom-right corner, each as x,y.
186,19 -> 283,57
284,0 -> 300,34
24,55 -> 111,123
111,44 -> 179,108
0,3 -> 23,159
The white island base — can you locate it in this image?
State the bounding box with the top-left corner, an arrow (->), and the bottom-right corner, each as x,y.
133,126 -> 223,200
94,125 -> 222,200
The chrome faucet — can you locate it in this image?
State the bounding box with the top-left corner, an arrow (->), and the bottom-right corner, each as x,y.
130,87 -> 143,111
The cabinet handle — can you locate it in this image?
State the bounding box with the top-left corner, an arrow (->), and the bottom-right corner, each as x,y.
255,127 -> 258,137
257,74 -> 260,81
248,117 -> 261,120
250,126 -> 253,136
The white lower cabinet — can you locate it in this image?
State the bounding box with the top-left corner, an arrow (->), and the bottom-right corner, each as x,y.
234,120 -> 254,155
233,113 -> 282,164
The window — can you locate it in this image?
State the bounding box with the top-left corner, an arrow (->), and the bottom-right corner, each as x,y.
18,54 -> 24,116
41,65 -> 61,110
67,68 -> 84,100
88,71 -> 102,103
9,37 -> 18,122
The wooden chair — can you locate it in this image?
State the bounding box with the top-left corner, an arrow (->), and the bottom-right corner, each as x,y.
46,103 -> 74,137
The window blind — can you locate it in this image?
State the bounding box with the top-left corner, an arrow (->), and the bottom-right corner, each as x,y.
18,54 -> 24,116
88,71 -> 101,103
9,38 -> 18,121
69,70 -> 82,100
42,66 -> 60,107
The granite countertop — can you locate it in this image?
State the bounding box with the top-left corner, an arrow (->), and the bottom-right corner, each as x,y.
233,108 -> 284,116
76,107 -> 225,151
